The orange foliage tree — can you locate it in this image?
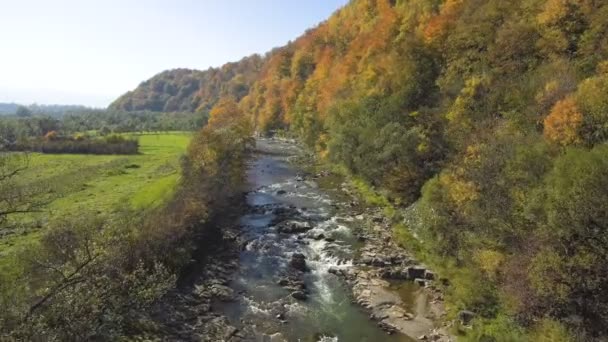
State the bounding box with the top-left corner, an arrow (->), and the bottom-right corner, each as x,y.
543,95 -> 583,145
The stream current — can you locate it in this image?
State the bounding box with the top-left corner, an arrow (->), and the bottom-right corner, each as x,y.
216,139 -> 413,342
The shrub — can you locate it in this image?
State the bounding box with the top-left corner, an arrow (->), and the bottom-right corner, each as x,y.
11,135 -> 139,155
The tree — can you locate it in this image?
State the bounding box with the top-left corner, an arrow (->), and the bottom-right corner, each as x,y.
543,95 -> 583,145
15,106 -> 32,118
576,70 -> 608,145
0,153 -> 40,225
527,145 -> 608,332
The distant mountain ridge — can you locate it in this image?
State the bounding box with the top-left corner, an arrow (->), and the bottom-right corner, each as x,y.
0,102 -> 89,116
0,103 -> 19,115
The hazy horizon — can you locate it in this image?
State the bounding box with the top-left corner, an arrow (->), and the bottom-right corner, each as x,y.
0,0 -> 347,108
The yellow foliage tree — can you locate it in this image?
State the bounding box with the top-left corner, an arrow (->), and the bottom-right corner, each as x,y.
543,95 -> 582,145
439,173 -> 479,210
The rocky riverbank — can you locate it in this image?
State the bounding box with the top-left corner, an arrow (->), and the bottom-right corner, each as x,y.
320,175 -> 454,342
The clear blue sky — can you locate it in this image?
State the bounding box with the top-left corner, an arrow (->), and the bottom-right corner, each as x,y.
0,0 -> 348,107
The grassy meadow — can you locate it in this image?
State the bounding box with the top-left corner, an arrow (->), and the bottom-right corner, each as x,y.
1,132 -> 191,256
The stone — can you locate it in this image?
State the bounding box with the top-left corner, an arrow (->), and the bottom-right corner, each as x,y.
224,326 -> 238,339
291,291 -> 308,301
371,215 -> 384,223
276,190 -> 287,195
312,233 -> 325,240
290,253 -> 309,272
407,266 -> 426,279
209,284 -> 234,301
277,220 -> 312,234
458,310 -> 475,326
415,278 -> 427,287
360,257 -> 373,265
424,270 -> 436,280
386,306 -> 407,319
371,258 -> 386,267
269,332 -> 286,342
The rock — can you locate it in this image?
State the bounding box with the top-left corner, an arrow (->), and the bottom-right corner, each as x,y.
272,206 -> 298,217
324,237 -> 336,242
276,190 -> 287,195
209,284 -> 234,301
269,332 -> 286,342
418,334 -> 428,340
458,310 -> 475,326
290,253 -> 309,272
279,277 -> 306,291
386,306 -> 407,319
428,329 -> 442,341
360,256 -> 373,265
372,215 -> 384,223
312,233 -> 325,240
276,313 -> 285,320
414,278 -> 427,287
371,258 -> 387,267
224,326 -> 238,339
389,269 -> 410,280
295,175 -> 304,182
291,291 -> 308,301
378,320 -> 397,334
277,220 -> 312,234
407,266 -> 426,279
424,270 -> 436,280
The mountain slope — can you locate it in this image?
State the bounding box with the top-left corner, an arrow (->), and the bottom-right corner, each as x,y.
109,54 -> 264,113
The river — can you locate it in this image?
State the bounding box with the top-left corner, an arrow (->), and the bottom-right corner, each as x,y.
215,138 -> 415,341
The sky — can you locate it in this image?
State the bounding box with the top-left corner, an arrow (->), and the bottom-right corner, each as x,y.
0,0 -> 348,108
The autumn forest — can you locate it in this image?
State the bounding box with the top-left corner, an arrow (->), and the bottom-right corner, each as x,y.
3,0 -> 608,340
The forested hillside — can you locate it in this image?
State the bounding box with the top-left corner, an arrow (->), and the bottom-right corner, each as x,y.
109,54 -> 264,113
109,0 -> 608,339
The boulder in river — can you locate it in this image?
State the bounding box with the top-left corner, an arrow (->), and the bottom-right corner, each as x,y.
311,232 -> 325,240
291,291 -> 308,301
209,284 -> 235,302
290,253 -> 309,272
277,220 -> 312,234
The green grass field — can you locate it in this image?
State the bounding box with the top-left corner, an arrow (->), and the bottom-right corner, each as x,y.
1,132 -> 191,255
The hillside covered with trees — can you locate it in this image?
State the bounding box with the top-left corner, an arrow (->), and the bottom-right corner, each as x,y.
106,0 -> 608,339
109,54 -> 265,113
